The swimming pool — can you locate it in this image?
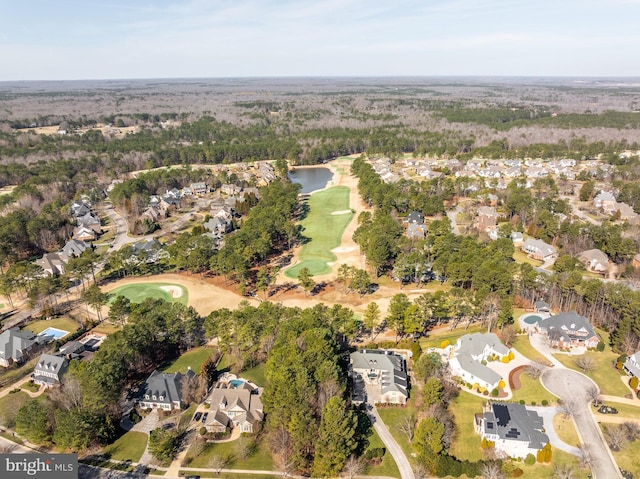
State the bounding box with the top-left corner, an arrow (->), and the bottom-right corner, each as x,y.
229,379 -> 245,388
38,327 -> 70,340
523,315 -> 541,325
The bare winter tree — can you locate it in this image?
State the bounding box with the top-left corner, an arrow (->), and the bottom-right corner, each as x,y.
605,424 -> 628,451
553,463 -> 576,479
574,356 -> 595,373
235,435 -> 253,461
50,376 -> 84,410
413,463 -> 429,479
397,413 -> 417,442
558,399 -> 579,419
342,455 -> 364,479
317,378 -> 341,411
622,421 -> 640,442
481,461 -> 505,479
584,384 -> 601,406
525,361 -> 547,379
208,455 -> 228,475
181,374 -> 208,405
577,444 -> 596,470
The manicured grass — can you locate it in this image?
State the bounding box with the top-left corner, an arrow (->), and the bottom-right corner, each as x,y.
21,380 -> 41,393
241,364 -> 267,387
90,323 -> 122,335
0,357 -> 40,389
511,374 -> 555,404
595,401 -> 640,418
365,428 -> 401,478
513,250 -> 543,267
553,414 -> 580,448
285,186 -> 354,278
420,324 -> 485,349
448,392 -> 485,462
102,431 -> 148,463
26,317 -> 80,335
0,390 -> 30,427
376,400 -> 419,464
108,283 -> 188,306
512,335 -> 553,366
161,347 -> 215,374
184,434 -> 273,470
604,427 -> 640,476
552,332 -> 630,397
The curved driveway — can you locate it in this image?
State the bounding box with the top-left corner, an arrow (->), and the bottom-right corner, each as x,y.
541,368 -> 621,479
368,406 -> 415,479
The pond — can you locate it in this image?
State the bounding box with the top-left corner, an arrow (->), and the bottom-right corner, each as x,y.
288,167 -> 333,194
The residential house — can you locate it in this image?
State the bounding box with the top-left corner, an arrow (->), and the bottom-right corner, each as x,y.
129,239 -> 167,264
36,252 -> 69,276
76,212 -> 101,229
221,184 -> 242,196
578,249 -> 609,273
593,191 -> 617,213
406,211 -> 425,225
204,217 -> 232,236
615,202 -> 639,222
138,369 -> 195,411
407,223 -> 427,240
522,238 -> 557,261
190,182 -> 209,195
537,311 -> 599,348
475,402 -> 549,459
58,340 -> 85,358
475,206 -> 498,233
60,239 -> 90,257
73,225 -> 98,241
624,352 -> 640,378
0,328 -> 38,367
448,333 -> 510,391
534,300 -> 550,313
141,206 -> 161,223
204,385 -> 264,433
350,350 -> 409,405
70,203 -> 91,218
32,353 -> 68,388
510,232 -> 524,246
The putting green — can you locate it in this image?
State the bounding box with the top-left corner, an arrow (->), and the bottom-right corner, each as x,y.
286,186 -> 354,278
108,282 -> 188,305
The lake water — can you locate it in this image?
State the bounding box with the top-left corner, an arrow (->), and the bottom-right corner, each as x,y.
288,167 -> 334,194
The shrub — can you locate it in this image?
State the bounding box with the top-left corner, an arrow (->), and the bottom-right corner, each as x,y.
491,388 -> 499,397
440,339 -> 450,349
365,447 -> 385,459
501,356 -> 510,363
631,376 -> 639,390
411,341 -> 422,360
598,342 -> 607,351
508,351 -> 515,360
203,403 -> 210,409
524,453 -> 536,465
519,400 -> 525,405
617,361 -> 624,371
199,427 -> 206,436
498,379 -> 506,389
531,401 -> 536,406
541,400 -> 549,406
129,409 -> 142,424
481,359 -> 488,366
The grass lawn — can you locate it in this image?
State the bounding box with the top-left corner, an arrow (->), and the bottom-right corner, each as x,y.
553,414 -> 580,448
448,392 -> 485,462
107,283 -> 188,306
184,433 -> 273,470
0,357 -> 40,389
102,431 -> 148,463
161,347 -> 215,374
604,428 -> 640,476
365,428 -> 400,478
241,364 -> 267,386
90,323 -> 122,335
420,324 -> 485,349
512,335 -> 553,366
552,330 -> 630,397
0,390 -> 29,426
595,401 -> 640,418
26,317 -> 81,335
513,250 -> 543,267
21,380 -> 41,393
511,374 -> 555,405
285,186 -> 354,278
376,400 -> 419,464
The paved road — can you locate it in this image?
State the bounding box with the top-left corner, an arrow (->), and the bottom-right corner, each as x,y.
541,368 -> 622,479
367,406 -> 415,479
103,205 -> 154,251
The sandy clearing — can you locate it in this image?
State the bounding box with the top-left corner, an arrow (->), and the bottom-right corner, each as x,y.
331,246 -> 356,253
160,285 -> 183,298
331,209 -> 352,215
102,274 -> 258,316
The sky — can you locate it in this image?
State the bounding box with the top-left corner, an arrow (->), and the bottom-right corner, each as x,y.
1,0 -> 640,81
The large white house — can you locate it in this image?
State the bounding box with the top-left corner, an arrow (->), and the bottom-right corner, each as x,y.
350,350 -> 409,404
448,333 -> 510,391
138,369 -> 195,410
475,402 -> 549,459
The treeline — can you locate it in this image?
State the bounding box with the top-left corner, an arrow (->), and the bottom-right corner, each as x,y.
13,298 -> 204,451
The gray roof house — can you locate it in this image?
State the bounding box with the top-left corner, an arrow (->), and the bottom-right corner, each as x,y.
534,300 -> 550,313
204,385 -> 264,434
537,311 -> 599,348
578,249 -> 609,273
475,402 -> 549,459
0,328 -> 38,367
624,352 -> 640,378
448,333 -> 510,391
138,369 -> 196,411
407,222 -> 427,240
35,252 -> 70,276
350,350 -> 408,404
60,239 -> 90,257
406,211 -> 425,224
32,353 -> 68,388
522,238 -> 557,261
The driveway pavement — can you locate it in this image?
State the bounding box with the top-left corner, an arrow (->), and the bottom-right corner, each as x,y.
541,368 -> 622,479
367,406 -> 415,479
529,406 -> 580,456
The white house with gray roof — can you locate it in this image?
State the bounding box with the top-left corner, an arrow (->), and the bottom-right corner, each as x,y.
0,328 -> 39,368
32,353 -> 68,388
475,402 -> 549,459
537,311 -> 599,349
204,385 -> 264,433
522,238 -> 557,261
448,333 -> 509,391
624,352 -> 640,378
138,369 -> 195,410
350,350 -> 408,404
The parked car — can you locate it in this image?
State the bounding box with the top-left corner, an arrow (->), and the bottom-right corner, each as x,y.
201,412 -> 208,423
597,405 -> 618,414
193,412 -> 202,422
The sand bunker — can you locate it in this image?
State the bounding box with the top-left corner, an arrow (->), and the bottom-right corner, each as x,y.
331,246 -> 356,253
160,285 -> 184,298
331,209 -> 352,215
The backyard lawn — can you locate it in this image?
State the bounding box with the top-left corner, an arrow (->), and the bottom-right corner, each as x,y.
285,186 -> 354,278
26,317 -> 80,335
420,324 -> 485,349
161,346 -> 215,374
376,399 -> 419,464
184,433 -> 273,470
512,335 -> 552,366
108,283 -> 188,306
240,364 -> 267,386
513,250 -> 543,267
0,390 -> 29,427
604,426 -> 640,477
448,392 -> 485,462
102,431 -> 148,463
553,414 -> 580,448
